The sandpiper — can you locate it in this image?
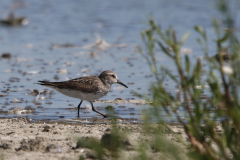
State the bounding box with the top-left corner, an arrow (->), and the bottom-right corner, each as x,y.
37,70 -> 128,118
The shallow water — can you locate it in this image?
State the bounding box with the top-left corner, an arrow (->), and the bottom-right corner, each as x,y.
0,0 -> 235,123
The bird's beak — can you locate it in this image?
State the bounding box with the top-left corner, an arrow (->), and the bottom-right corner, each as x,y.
117,80 -> 128,88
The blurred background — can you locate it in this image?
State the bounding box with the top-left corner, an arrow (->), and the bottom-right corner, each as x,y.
0,0 -> 232,122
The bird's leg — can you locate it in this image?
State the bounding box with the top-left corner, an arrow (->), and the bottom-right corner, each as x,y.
90,101 -> 107,118
77,100 -> 83,117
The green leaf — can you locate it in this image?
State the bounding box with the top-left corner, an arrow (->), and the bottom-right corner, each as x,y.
196,38 -> 202,45
217,32 -> 229,44
212,19 -> 220,38
165,69 -> 179,83
157,40 -> 174,58
141,31 -> 146,39
185,55 -> 190,75
180,32 -> 191,46
194,26 -> 203,34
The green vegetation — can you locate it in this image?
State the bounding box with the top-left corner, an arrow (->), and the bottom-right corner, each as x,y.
138,0 -> 240,159
0,153 -> 4,160
77,0 -> 240,159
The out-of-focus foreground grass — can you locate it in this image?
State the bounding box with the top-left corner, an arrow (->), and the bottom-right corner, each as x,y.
76,0 -> 240,159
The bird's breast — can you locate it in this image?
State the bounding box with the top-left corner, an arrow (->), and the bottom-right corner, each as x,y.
54,88 -> 109,101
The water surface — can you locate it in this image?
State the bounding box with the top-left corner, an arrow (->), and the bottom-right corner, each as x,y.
0,0 -> 231,123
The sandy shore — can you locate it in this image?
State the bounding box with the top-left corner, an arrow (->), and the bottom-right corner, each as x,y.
0,117 -> 188,160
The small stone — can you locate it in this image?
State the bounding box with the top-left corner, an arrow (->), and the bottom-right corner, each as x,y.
0,94 -> 7,97
0,143 -> 11,149
16,139 -> 44,151
46,144 -> 62,153
118,106 -> 126,108
57,69 -> 67,74
25,106 -> 35,112
6,132 -> 15,135
27,89 -> 40,96
1,53 -> 11,59
53,75 -> 59,80
115,98 -> 124,101
42,125 -> 51,132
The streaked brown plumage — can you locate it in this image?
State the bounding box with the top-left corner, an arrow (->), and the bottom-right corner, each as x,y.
37,70 -> 128,118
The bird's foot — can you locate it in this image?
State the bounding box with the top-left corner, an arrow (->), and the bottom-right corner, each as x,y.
102,114 -> 108,118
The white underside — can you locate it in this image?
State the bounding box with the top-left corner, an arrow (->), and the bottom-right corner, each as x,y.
54,88 -> 107,101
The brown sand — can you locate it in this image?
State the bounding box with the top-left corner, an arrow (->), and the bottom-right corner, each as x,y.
0,117 -> 188,160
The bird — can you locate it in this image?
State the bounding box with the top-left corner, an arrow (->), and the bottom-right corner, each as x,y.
37,70 -> 128,118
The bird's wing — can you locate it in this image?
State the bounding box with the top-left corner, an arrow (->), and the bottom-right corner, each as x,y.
38,76 -> 101,93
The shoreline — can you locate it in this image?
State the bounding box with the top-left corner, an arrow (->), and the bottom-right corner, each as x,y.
0,117 -> 188,160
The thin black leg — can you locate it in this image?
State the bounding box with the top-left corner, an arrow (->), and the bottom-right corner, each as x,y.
77,100 -> 83,117
90,101 -> 107,118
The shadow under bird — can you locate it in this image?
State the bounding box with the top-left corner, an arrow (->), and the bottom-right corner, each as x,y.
37,70 -> 128,118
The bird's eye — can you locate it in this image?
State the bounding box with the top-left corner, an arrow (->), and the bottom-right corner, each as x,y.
111,75 -> 115,78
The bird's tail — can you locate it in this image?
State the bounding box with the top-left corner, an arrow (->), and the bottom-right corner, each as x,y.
37,81 -> 53,86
